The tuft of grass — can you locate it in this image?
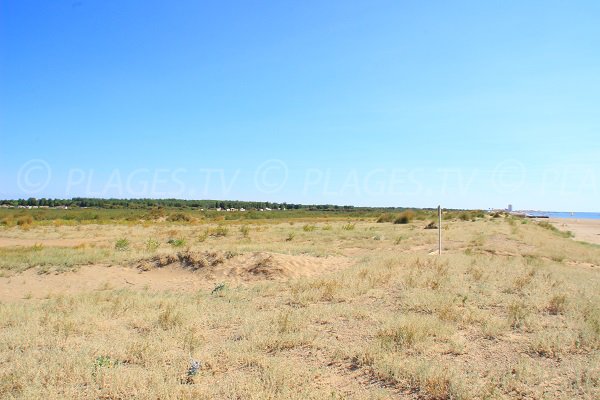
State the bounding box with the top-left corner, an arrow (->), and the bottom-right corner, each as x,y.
285,232 -> 295,241
376,213 -> 395,223
302,224 -> 316,232
145,238 -> 160,252
547,294 -> 567,315
167,238 -> 186,247
341,222 -> 355,230
240,225 -> 250,238
209,225 -> 229,237
114,238 -> 130,251
157,304 -> 183,330
508,301 -> 529,329
377,315 -> 444,350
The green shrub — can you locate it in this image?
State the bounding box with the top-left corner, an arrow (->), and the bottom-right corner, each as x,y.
342,222 -> 356,230
167,238 -> 186,247
114,238 -> 130,251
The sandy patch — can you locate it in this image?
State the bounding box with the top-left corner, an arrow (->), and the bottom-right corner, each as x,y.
0,252 -> 351,302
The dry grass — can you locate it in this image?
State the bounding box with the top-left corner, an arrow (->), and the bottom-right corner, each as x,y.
1,215 -> 600,398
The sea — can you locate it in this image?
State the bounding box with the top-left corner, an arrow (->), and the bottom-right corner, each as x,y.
522,211 -> 600,220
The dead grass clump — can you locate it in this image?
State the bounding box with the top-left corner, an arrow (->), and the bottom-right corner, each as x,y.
394,211 -> 415,224
137,254 -> 178,271
157,304 -> 183,330
530,332 -> 568,359
376,213 -> 395,223
547,294 -> 567,315
508,301 -> 529,329
248,255 -> 286,279
178,251 -> 224,271
209,225 -> 229,237
377,315 -> 443,351
512,269 -> 536,292
137,251 -> 225,271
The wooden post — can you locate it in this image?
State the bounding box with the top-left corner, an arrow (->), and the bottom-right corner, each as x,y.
438,205 -> 442,255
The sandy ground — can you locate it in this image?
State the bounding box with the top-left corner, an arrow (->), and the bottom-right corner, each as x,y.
0,253 -> 352,301
549,218 -> 600,245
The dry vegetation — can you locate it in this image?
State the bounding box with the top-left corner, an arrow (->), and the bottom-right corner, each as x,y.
1,212 -> 600,399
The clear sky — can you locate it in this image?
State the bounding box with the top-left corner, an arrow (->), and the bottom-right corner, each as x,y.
1,1 -> 599,210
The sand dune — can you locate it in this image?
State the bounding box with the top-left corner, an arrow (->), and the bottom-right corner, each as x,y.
0,251 -> 351,301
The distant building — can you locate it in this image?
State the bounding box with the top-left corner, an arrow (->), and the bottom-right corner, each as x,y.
507,204 -> 513,212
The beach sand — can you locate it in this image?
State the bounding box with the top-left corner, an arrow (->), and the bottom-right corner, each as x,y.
549,218 -> 600,245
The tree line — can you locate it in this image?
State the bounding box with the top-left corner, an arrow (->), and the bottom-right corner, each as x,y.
0,198 -> 363,211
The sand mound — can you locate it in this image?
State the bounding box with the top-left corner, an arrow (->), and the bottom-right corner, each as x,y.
135,250 -> 346,281
0,252 -> 351,301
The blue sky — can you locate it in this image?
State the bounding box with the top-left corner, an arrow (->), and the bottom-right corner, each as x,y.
1,1 -> 599,210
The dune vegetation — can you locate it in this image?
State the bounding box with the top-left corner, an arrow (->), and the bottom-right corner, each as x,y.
1,211 -> 599,399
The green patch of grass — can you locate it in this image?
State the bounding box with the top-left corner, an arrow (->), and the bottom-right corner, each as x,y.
114,238 -> 130,251
167,238 -> 186,247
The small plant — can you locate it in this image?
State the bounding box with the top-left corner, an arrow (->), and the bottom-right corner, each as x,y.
211,282 -> 226,295
114,238 -> 130,251
92,355 -> 120,378
29,243 -> 44,251
394,236 -> 404,245
157,304 -> 183,330
167,238 -> 186,247
508,301 -> 529,329
322,224 -> 332,231
240,225 -> 250,238
342,222 -> 355,231
547,294 -> 567,315
197,229 -> 209,242
209,225 -> 229,237
184,359 -> 202,384
303,224 -> 316,232
145,238 -> 160,252
285,232 -> 295,241
224,250 -> 237,259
